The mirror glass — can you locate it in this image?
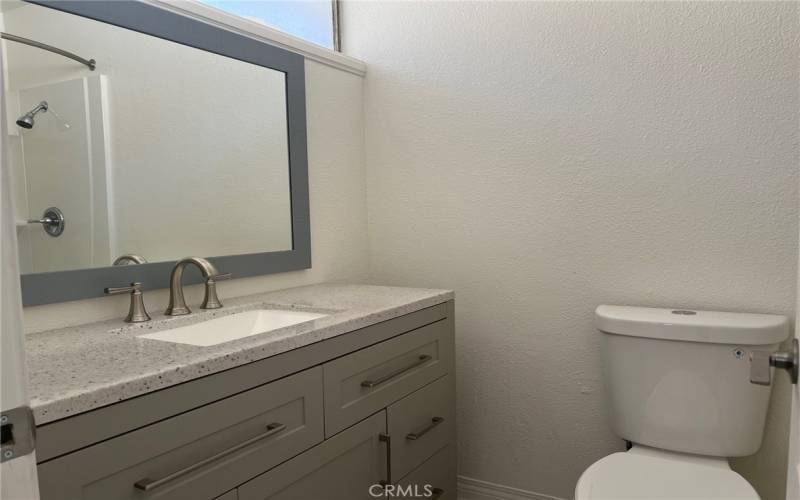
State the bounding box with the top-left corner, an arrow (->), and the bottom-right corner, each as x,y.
3,1 -> 293,275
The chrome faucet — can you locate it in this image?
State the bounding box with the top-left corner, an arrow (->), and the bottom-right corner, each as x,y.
165,257 -> 231,316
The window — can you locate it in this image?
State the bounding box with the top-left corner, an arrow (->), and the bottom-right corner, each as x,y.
199,0 -> 338,50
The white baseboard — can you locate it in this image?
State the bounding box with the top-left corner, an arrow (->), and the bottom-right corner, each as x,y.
457,476 -> 567,500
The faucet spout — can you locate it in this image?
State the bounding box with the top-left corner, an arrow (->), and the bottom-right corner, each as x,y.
165,257 -> 230,315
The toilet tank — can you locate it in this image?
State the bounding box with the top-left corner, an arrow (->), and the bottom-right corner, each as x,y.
595,305 -> 789,457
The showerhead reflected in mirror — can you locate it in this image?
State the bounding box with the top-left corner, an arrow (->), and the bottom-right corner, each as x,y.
16,100 -> 47,129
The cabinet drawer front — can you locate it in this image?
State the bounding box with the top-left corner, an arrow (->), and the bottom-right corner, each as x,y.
324,319 -> 452,436
388,374 -> 454,480
238,410 -> 387,500
397,445 -> 456,500
38,367 -> 324,500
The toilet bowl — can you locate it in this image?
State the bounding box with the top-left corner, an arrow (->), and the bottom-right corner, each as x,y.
575,446 -> 758,499
576,305 -> 789,500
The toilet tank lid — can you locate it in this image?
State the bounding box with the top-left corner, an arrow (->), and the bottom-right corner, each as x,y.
595,305 -> 789,345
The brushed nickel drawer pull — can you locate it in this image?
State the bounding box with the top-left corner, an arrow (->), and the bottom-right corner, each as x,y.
431,487 -> 445,500
406,417 -> 444,441
134,422 -> 286,492
361,354 -> 432,389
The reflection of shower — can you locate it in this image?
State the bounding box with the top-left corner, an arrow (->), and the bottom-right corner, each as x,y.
16,101 -> 48,129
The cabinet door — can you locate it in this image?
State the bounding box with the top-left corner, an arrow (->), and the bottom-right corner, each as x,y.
387,375 -> 454,480
397,445 -> 456,500
239,411 -> 388,500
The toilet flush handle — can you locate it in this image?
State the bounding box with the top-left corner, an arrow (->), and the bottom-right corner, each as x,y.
749,339 -> 798,386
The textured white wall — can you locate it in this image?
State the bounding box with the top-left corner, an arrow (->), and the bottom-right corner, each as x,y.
342,2 -> 799,499
23,59 -> 369,333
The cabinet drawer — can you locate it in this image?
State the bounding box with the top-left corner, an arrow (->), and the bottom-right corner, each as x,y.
238,410 -> 387,500
323,319 -> 452,436
397,445 -> 456,500
387,374 -> 454,480
38,367 -> 324,500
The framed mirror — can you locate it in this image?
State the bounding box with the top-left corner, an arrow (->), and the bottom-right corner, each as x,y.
5,0 -> 311,306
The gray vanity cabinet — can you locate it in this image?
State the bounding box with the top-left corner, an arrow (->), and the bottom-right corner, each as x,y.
237,410 -> 388,500
36,301 -> 455,500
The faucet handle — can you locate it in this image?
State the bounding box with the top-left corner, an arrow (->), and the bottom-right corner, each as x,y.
104,282 -> 142,295
104,282 -> 151,323
201,272 -> 230,310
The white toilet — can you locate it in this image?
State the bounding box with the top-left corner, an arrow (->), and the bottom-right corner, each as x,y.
576,305 -> 789,499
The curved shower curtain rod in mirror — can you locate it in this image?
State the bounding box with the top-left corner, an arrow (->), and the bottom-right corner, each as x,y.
0,32 -> 96,70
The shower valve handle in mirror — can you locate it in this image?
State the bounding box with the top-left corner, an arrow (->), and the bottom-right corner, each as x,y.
749,338 -> 798,386
104,282 -> 151,323
26,207 -> 65,237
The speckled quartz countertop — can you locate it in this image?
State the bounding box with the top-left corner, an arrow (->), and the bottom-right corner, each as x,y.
25,283 -> 453,425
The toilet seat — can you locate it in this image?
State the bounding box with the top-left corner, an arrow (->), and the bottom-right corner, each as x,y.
575,446 -> 759,499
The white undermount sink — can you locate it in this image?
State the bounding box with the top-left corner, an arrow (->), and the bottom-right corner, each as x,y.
138,309 -> 328,347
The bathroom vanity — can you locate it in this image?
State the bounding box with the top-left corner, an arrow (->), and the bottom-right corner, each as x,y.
27,285 -> 455,500
9,4 -> 455,498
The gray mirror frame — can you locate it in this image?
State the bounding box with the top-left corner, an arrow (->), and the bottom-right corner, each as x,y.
20,0 -> 311,306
